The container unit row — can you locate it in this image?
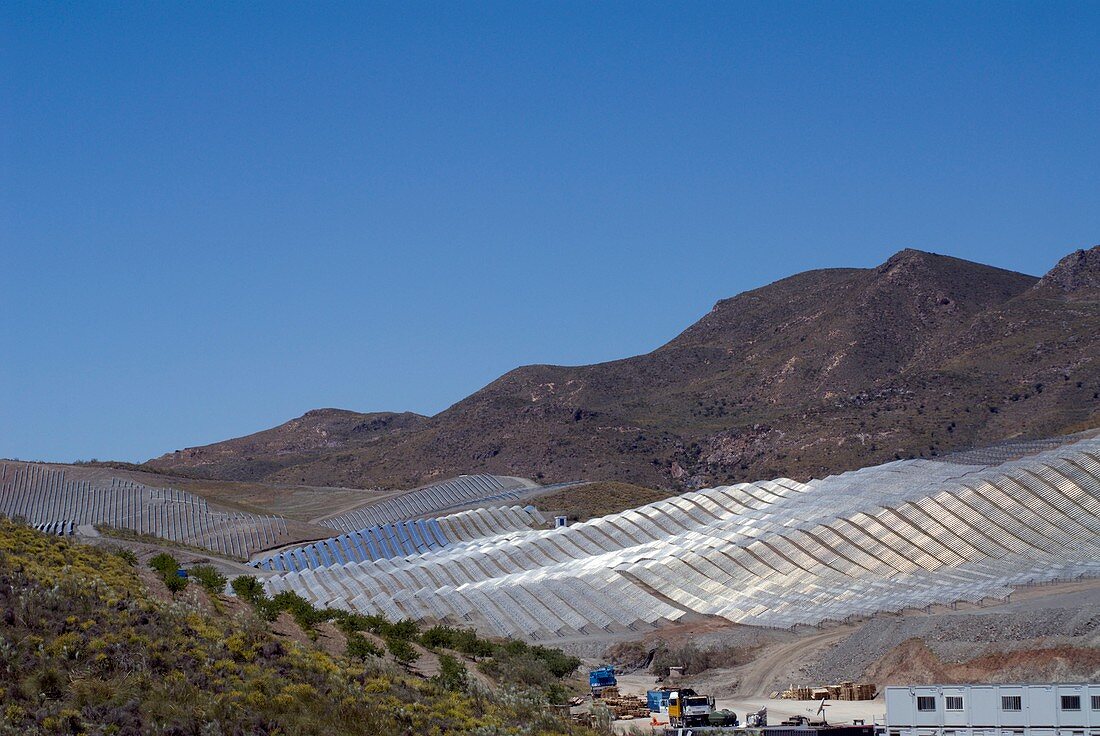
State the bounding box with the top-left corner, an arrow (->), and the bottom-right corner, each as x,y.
886,683 -> 1100,736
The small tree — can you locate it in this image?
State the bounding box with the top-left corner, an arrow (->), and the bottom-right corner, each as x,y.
189,565 -> 227,595
231,575 -> 266,604
346,633 -> 384,661
386,619 -> 420,641
385,636 -> 418,666
149,553 -> 178,576
433,654 -> 468,692
149,553 -> 187,593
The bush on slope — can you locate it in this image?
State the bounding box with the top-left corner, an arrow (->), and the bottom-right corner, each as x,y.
0,519 -> 596,736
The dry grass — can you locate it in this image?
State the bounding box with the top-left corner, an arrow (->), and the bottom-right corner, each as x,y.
534,481 -> 679,522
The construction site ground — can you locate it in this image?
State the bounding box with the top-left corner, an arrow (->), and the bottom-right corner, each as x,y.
587,576 -> 1100,735
608,671 -> 885,734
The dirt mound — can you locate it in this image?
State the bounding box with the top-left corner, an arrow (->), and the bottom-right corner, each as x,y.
868,639 -> 1100,684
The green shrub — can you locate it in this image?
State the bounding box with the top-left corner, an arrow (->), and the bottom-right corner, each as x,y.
419,625 -> 493,658
360,613 -> 391,633
386,618 -> 419,641
433,653 -> 468,692
164,574 -> 188,593
148,553 -> 187,593
330,610 -> 373,635
113,548 -> 138,566
148,553 -> 178,576
333,612 -> 422,642
230,575 -> 266,604
479,639 -> 580,686
528,644 -> 581,679
271,590 -> 325,630
189,564 -> 227,595
420,625 -> 456,649
544,681 -> 570,705
345,632 -> 384,660
457,630 -> 494,658
231,580 -> 345,632
384,636 -> 418,665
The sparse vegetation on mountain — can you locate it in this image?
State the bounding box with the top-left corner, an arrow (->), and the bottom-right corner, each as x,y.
148,246 -> 1100,491
148,551 -> 187,592
0,519 -> 599,735
188,564 -> 227,595
535,481 -> 679,522
226,576 -> 581,695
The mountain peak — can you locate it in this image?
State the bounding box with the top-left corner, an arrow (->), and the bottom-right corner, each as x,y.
870,249 -> 975,288
1034,245 -> 1100,297
864,248 -> 1034,316
875,248 -> 942,273
883,247 -> 938,263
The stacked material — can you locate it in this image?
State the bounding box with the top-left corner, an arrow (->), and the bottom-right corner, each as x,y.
782,682 -> 877,700
318,474 -> 531,531
251,505 -> 545,572
595,690 -> 650,720
781,686 -> 811,700
836,682 -> 877,701
261,436 -> 1100,640
0,463 -> 291,558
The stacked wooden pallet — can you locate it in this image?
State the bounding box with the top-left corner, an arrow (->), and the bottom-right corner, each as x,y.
595,689 -> 651,719
835,682 -> 877,700
781,682 -> 877,701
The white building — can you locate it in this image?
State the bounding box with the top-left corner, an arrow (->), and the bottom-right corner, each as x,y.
886,685 -> 1100,736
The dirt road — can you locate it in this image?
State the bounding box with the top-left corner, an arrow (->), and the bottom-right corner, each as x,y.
734,625 -> 856,696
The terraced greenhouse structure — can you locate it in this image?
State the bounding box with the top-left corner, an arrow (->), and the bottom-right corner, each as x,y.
316,474 -> 536,531
261,436 -> 1100,640
252,505 -> 546,572
0,463 -> 293,558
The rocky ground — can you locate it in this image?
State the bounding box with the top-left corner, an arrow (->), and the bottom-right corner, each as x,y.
803,583 -> 1100,684
594,577 -> 1100,704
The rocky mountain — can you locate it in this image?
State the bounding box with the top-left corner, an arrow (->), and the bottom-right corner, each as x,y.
148,246 -> 1100,490
154,409 -> 427,482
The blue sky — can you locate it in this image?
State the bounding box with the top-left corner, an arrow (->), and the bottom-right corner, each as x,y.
2,2 -> 1098,463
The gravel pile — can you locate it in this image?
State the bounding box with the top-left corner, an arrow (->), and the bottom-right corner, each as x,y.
802,605 -> 1100,683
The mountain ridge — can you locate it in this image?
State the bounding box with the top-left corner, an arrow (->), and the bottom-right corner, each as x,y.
155,409 -> 428,482
148,245 -> 1100,490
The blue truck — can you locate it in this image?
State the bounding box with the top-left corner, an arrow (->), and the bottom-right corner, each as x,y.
589,666 -> 617,695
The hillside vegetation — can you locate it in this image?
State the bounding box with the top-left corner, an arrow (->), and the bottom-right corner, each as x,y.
149,246 -> 1100,491
0,519 -> 596,736
535,482 -> 679,522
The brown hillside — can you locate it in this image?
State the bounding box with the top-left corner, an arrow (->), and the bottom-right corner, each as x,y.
867,639 -> 1100,686
534,481 -> 680,523
149,409 -> 427,481
149,246 -> 1100,490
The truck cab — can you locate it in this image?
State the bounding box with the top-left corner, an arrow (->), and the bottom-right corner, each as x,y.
666,688 -> 715,727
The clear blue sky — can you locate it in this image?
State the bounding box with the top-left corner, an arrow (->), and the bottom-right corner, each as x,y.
2,2 -> 1098,463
